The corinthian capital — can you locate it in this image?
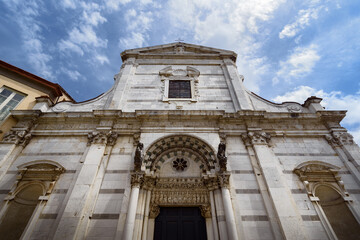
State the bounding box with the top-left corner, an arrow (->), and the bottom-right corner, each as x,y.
131,171 -> 144,188
243,131 -> 271,146
2,130 -> 32,146
217,172 -> 231,188
327,132 -> 354,146
87,130 -> 118,146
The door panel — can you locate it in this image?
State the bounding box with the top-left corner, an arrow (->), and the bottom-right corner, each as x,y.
154,207 -> 207,240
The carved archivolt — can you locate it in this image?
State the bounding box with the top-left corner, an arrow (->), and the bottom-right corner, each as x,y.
144,135 -> 217,172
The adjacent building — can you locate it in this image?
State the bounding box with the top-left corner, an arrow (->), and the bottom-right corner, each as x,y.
0,43 -> 359,240
0,60 -> 74,140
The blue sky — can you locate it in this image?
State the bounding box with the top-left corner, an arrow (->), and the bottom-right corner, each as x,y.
1,0 -> 360,142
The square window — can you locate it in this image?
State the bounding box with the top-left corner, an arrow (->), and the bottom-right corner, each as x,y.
0,87 -> 26,122
168,80 -> 191,98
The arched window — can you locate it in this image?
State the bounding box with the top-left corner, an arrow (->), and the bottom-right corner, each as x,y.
294,161 -> 360,240
0,161 -> 64,239
0,183 -> 44,239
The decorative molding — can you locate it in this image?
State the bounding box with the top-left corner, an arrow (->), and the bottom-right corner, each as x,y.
149,204 -> 160,218
203,176 -> 219,190
1,129 -> 32,146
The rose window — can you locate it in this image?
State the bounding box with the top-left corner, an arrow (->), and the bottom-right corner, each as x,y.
172,158 -> 188,171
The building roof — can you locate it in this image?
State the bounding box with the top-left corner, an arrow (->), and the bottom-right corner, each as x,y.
0,60 -> 75,102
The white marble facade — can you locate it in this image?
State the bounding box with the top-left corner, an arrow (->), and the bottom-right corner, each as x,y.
0,42 -> 359,239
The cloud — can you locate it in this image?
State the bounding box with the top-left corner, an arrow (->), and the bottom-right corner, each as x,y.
273,44 -> 320,84
105,0 -> 132,11
2,1 -> 53,79
60,67 -> 82,81
279,6 -> 323,39
95,55 -> 110,65
83,11 -> 107,26
119,9 -> 154,49
273,86 -> 360,143
60,0 -> 76,9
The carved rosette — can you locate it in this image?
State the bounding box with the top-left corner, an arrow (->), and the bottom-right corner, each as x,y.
326,132 -> 354,147
131,171 -> 144,188
1,130 -> 32,146
149,204 -> 160,218
200,205 -> 212,218
87,131 -> 118,146
217,172 -> 230,189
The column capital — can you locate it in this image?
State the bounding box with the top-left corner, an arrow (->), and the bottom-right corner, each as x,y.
131,171 -> 145,188
149,204 -> 160,219
200,205 -> 212,218
326,131 -> 354,147
1,129 -> 32,146
142,176 -> 156,190
203,176 -> 219,190
217,172 -> 231,189
87,130 -> 118,146
241,131 -> 270,146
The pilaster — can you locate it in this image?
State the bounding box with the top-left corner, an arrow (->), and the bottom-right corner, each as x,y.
242,131 -> 308,240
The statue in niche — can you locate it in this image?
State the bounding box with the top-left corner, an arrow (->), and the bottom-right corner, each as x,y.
134,142 -> 144,171
217,142 -> 227,171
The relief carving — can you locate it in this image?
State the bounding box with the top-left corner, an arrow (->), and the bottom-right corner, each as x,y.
244,131 -> 271,145
217,172 -> 230,188
200,205 -> 212,218
217,142 -> 227,172
2,130 -> 32,146
149,204 -> 160,218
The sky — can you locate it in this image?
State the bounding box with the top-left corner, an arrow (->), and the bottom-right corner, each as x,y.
0,0 -> 360,142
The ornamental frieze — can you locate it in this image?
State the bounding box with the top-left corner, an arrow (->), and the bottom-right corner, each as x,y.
155,178 -> 205,189
151,189 -> 209,206
241,131 -> 271,146
87,130 -> 118,146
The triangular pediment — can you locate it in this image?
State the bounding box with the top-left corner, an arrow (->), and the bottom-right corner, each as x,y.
121,42 -> 237,61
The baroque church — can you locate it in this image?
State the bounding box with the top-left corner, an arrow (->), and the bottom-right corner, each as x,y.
0,42 -> 359,240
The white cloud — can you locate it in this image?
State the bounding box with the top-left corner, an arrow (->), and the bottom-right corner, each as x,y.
120,32 -> 146,49
61,67 -> 82,81
58,40 -> 84,55
273,44 -> 320,84
105,0 -> 132,11
279,6 -> 323,39
3,1 -> 53,78
273,86 -> 360,144
119,9 -> 154,49
83,11 -> 107,26
60,0 -> 76,9
95,55 -> 110,65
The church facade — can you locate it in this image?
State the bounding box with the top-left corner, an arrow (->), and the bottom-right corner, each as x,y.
0,42 -> 359,239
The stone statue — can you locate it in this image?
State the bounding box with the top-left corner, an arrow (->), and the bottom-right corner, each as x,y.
134,142 -> 144,171
217,142 -> 227,171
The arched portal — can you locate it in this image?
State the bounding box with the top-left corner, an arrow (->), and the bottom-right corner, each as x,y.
124,134 -> 239,240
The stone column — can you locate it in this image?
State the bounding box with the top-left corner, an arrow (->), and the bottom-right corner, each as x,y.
204,176 -> 220,240
147,204 -> 160,240
53,131 -> 115,240
122,171 -> 144,240
218,172 -> 238,240
213,188 -> 228,240
244,131 -> 308,240
200,205 -> 214,240
141,176 -> 155,240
